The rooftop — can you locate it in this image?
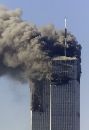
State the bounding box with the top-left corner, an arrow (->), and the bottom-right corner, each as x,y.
53,56 -> 77,61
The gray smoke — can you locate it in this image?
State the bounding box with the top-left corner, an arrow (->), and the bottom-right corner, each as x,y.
0,6 -> 81,104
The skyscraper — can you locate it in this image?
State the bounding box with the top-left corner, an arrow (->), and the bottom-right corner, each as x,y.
30,19 -> 81,130
30,56 -> 81,130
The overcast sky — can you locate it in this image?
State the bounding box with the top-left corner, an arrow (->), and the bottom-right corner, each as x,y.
0,0 -> 89,130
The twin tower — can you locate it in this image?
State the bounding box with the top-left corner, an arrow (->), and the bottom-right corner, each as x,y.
30,19 -> 81,130
30,56 -> 81,130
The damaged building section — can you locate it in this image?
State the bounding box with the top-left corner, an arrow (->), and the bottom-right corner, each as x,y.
31,80 -> 44,112
31,56 -> 81,112
51,57 -> 80,85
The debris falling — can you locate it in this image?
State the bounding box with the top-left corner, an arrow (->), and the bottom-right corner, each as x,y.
0,6 -> 81,110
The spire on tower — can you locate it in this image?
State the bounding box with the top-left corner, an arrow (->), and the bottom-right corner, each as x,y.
64,17 -> 67,56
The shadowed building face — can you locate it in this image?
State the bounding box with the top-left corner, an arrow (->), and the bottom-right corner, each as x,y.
31,57 -> 80,130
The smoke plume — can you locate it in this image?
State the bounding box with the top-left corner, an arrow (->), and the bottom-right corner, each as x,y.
0,6 -> 81,110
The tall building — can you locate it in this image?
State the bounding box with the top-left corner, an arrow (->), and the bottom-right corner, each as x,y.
30,19 -> 81,130
30,56 -> 81,130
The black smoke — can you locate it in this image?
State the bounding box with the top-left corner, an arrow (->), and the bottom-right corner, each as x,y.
0,6 -> 81,110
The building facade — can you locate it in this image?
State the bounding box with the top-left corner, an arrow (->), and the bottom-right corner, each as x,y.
30,57 -> 80,130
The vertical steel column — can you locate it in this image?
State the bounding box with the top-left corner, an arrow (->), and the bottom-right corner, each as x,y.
50,84 -> 52,130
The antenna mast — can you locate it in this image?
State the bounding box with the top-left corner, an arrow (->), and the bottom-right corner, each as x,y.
64,18 -> 67,56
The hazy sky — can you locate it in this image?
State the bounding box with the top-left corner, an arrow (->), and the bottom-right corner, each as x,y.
0,0 -> 88,130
